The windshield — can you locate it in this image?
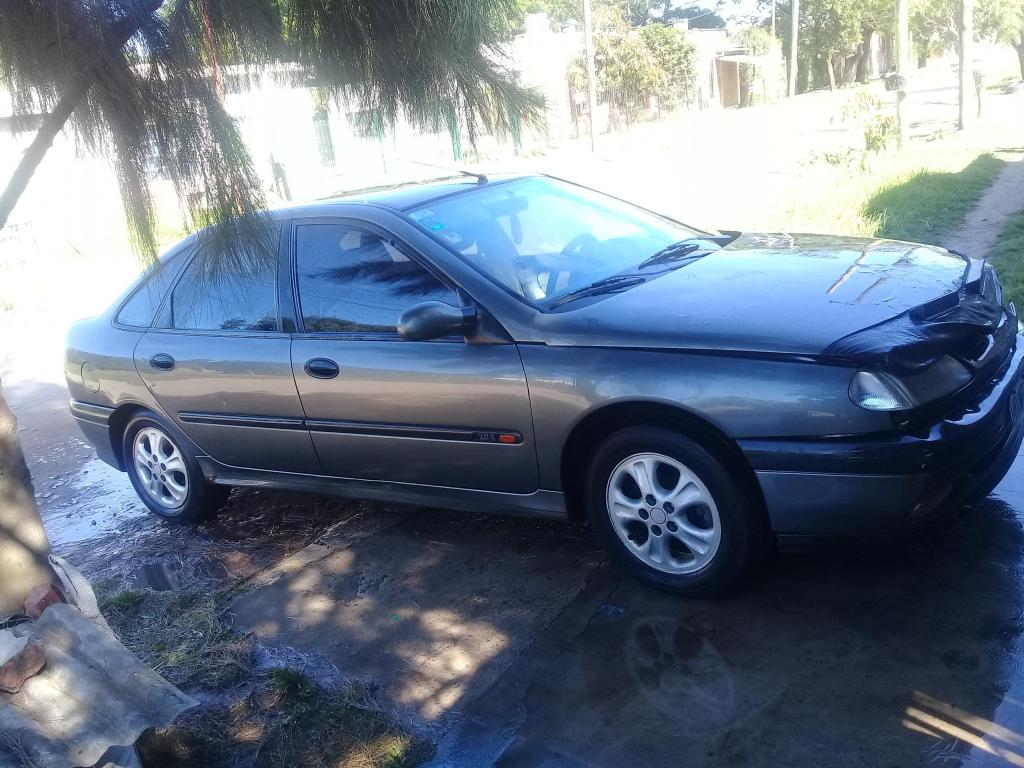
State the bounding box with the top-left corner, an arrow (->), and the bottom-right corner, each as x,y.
408,177 -> 705,306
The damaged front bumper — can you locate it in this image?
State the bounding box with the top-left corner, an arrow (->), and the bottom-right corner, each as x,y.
741,334 -> 1024,543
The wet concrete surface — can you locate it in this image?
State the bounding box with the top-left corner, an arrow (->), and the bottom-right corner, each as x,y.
231,508 -> 605,732
6,365 -> 1024,766
1,376 -> 372,591
439,494 -> 1024,767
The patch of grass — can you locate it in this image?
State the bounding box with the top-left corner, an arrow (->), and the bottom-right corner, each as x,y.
260,669 -> 430,768
100,587 -> 146,612
101,590 -> 428,768
782,147 -> 1007,245
103,589 -> 253,689
137,705 -> 248,768
991,211 -> 1024,310
865,153 -> 1006,243
137,670 -> 430,768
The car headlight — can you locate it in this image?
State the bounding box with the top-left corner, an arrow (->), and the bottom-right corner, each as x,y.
849,371 -> 913,411
849,356 -> 972,411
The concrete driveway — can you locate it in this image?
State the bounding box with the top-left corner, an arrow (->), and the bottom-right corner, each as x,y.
5,319 -> 1024,767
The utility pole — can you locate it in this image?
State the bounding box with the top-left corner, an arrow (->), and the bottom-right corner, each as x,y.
771,0 -> 777,38
788,0 -> 799,97
958,0 -> 974,130
583,0 -> 599,151
896,0 -> 910,147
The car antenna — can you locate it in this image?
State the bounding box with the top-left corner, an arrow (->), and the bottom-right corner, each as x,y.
404,159 -> 488,185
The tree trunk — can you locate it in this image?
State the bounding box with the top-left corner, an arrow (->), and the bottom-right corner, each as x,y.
0,86 -> 87,231
1016,39 -> 1024,83
788,0 -> 800,97
896,0 -> 910,147
0,0 -> 165,614
0,380 -> 53,616
826,58 -> 837,90
958,0 -> 974,130
0,0 -> 164,231
856,27 -> 875,82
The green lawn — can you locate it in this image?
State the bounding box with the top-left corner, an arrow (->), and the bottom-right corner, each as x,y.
991,211 -> 1024,309
779,147 -> 1007,246
865,153 -> 1007,244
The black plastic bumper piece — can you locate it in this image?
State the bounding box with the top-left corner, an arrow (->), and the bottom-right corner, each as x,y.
743,336 -> 1024,537
69,399 -> 122,470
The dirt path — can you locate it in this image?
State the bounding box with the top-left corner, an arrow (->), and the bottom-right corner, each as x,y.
944,154 -> 1024,257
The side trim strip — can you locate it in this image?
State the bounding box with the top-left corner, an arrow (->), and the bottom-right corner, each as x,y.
306,419 -> 523,444
69,399 -> 115,426
178,412 -> 305,429
175,411 -> 523,444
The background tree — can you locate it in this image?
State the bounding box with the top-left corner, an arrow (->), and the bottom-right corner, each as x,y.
0,0 -> 541,614
569,27 -> 663,124
975,0 -> 1024,79
911,0 -> 959,66
798,0 -> 865,89
908,0 -> 1023,78
518,0 -> 586,27
852,0 -> 894,82
639,23 -> 699,108
668,5 -> 729,26
785,0 -> 893,90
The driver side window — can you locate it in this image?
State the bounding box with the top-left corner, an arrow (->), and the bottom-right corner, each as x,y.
295,223 -> 458,334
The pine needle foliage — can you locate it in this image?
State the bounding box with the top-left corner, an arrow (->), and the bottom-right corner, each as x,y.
0,0 -> 543,267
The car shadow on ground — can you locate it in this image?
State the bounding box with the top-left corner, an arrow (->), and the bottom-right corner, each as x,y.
9,376 -> 1024,766
457,493 -> 1024,768
224,478 -> 1024,768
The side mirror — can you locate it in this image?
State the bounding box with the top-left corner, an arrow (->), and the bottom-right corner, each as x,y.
398,301 -> 477,341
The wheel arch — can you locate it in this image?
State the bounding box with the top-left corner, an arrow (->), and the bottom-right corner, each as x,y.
559,400 -> 767,526
108,401 -> 191,470
107,403 -> 150,470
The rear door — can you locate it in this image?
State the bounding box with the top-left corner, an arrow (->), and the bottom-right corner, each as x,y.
288,216 -> 539,493
134,233 -> 320,474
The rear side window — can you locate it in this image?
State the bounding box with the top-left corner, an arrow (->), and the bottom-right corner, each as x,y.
116,257 -> 181,327
295,223 -> 458,334
168,250 -> 278,332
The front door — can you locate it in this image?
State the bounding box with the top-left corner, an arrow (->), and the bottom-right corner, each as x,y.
288,219 -> 538,493
134,241 -> 320,474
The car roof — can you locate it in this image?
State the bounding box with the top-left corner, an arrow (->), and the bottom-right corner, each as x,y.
272,173 -> 532,219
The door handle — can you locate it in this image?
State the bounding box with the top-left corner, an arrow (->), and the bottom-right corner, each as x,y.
304,357 -> 340,379
149,353 -> 175,371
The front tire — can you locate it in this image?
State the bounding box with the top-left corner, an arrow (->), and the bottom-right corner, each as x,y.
122,412 -> 229,523
586,427 -> 760,596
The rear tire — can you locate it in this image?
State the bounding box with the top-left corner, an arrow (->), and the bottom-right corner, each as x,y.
585,427 -> 760,596
122,411 -> 229,524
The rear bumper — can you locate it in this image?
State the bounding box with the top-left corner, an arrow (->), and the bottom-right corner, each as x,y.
69,399 -> 121,470
741,336 -> 1024,538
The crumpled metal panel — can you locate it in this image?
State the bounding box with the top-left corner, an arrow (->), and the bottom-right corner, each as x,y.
823,290 -> 1005,373
0,604 -> 197,768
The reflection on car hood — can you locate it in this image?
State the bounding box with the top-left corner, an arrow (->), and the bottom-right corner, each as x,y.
537,232 -> 972,358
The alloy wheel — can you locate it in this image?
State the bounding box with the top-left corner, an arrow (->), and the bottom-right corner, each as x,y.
605,452 -> 722,575
133,427 -> 189,511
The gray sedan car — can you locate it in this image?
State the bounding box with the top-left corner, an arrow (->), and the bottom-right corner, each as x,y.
65,174 -> 1024,594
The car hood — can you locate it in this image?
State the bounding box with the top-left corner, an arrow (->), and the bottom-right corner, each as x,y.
536,232 -> 975,360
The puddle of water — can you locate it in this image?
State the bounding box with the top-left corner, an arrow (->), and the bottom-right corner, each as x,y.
129,556 -> 225,591
41,457 -> 148,547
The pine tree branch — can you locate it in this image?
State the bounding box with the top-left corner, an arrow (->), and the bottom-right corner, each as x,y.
0,0 -> 165,231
